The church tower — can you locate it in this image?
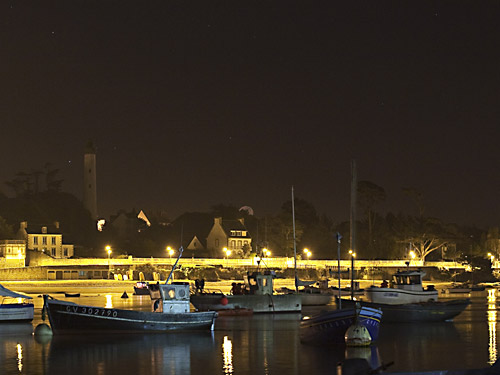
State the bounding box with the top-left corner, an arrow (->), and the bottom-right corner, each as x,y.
83,141 -> 98,220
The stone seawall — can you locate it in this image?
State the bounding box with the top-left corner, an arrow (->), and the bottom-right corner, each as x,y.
0,266 -> 47,280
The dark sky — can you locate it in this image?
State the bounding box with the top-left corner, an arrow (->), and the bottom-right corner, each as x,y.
1,1 -> 499,228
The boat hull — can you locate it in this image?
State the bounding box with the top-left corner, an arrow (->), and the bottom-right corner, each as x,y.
0,303 -> 34,322
365,286 -> 438,304
190,293 -> 302,313
45,297 -> 217,334
299,306 -> 382,344
133,287 -> 150,295
339,298 -> 470,323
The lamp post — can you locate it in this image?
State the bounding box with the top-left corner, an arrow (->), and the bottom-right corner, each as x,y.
167,246 -> 174,261
303,248 -> 312,260
349,249 -> 356,300
336,233 -> 342,308
105,245 -> 112,280
223,247 -> 229,267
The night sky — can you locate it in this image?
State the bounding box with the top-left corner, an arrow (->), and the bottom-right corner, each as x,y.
1,2 -> 499,228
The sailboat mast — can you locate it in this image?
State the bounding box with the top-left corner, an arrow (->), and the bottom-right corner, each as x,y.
350,159 -> 357,255
292,186 -> 298,292
350,159 -> 357,300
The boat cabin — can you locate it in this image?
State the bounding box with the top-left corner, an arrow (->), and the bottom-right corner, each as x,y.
149,282 -> 191,313
392,270 -> 428,292
243,271 -> 275,295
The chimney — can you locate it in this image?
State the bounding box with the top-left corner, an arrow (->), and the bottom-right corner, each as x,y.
54,221 -> 60,229
214,217 -> 222,225
42,226 -> 47,234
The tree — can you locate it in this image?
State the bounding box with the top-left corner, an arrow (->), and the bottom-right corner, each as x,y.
394,215 -> 452,263
0,216 -> 14,238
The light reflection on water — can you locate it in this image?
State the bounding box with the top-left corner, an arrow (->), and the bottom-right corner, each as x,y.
0,291 -> 499,374
16,343 -> 22,372
488,289 -> 497,365
222,336 -> 233,374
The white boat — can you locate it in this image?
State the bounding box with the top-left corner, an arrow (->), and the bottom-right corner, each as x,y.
0,284 -> 34,322
364,269 -> 438,305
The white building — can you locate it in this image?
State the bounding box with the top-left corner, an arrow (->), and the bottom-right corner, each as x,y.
17,221 -> 74,259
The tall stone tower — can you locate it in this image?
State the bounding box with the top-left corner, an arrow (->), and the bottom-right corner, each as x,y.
83,141 -> 98,220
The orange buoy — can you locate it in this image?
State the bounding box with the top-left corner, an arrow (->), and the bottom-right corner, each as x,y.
220,296 -> 229,305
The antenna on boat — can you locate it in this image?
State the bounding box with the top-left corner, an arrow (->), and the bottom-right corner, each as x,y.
165,246 -> 184,284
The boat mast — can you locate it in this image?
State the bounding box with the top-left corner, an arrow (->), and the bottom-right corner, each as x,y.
336,232 -> 343,309
292,186 -> 298,293
165,246 -> 184,284
350,159 -> 357,300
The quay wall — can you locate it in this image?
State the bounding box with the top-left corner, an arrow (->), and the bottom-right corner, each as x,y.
26,256 -> 467,270
0,256 -> 469,281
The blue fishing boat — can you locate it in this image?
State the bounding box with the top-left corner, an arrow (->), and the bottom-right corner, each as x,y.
299,304 -> 382,344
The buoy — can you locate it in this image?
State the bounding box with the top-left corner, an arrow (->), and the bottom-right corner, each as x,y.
121,291 -> 129,299
34,323 -> 53,340
220,296 -> 229,305
345,322 -> 372,347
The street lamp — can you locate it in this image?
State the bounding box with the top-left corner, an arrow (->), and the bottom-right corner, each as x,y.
223,247 -> 230,267
349,249 -> 356,300
167,246 -> 174,260
105,245 -> 112,280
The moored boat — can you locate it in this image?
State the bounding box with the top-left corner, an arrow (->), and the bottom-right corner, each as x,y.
299,304 -> 382,344
44,282 -> 217,334
190,271 -> 302,313
133,281 -> 151,295
364,269 -> 438,305
338,298 -> 470,323
348,268 -> 470,322
0,284 -> 34,322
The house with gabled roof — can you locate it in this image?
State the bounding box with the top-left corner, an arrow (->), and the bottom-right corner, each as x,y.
206,217 -> 252,257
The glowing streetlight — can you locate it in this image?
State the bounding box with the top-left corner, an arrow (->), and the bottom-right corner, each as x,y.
223,247 -> 231,267
105,245 -> 112,279
167,246 -> 174,260
409,250 -> 416,260
263,248 -> 271,257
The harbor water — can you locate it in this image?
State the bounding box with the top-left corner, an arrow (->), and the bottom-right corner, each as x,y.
0,288 -> 498,374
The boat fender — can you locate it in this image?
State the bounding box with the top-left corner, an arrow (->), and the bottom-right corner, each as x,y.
220,296 -> 229,305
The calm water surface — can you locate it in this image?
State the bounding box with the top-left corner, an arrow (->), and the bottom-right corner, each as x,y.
1,289 -> 499,374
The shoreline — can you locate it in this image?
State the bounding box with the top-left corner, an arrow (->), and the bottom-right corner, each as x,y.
0,278 -> 456,296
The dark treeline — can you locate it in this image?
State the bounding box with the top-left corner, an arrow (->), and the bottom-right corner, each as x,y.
0,175 -> 498,261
